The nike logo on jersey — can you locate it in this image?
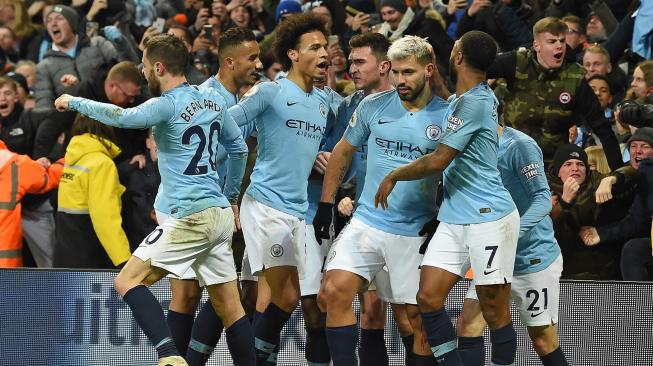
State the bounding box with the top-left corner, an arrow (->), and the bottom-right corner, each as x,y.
531,311 -> 544,318
287,101 -> 298,106
483,269 -> 498,275
378,119 -> 392,124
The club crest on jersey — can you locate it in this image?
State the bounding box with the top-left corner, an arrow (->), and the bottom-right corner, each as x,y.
447,115 -> 464,131
319,103 -> 327,118
349,111 -> 357,127
270,244 -> 284,257
559,91 -> 572,104
425,125 -> 442,141
520,162 -> 541,181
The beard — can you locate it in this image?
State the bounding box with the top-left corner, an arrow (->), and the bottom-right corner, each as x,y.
147,69 -> 162,97
397,77 -> 426,102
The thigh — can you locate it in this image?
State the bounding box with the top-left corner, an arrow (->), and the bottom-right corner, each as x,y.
193,207 -> 238,287
382,234 -> 423,305
512,254 -> 562,327
467,210 -> 519,286
240,195 -> 303,275
132,209 -> 213,278
421,222 -> 470,278
300,224 -> 330,296
325,219 -> 385,284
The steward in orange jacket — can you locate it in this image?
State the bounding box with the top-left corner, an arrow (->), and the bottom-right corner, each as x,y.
0,140 -> 63,267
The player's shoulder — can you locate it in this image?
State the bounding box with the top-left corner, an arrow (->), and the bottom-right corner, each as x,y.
359,89 -> 395,110
503,127 -> 542,156
243,80 -> 282,100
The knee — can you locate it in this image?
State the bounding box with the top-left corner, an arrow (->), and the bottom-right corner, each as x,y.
170,286 -> 202,313
456,313 -> 485,337
321,277 -> 352,309
114,275 -> 132,297
416,287 -> 444,312
529,328 -> 559,356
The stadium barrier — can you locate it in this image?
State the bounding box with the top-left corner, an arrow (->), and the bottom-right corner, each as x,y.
1,269 -> 651,365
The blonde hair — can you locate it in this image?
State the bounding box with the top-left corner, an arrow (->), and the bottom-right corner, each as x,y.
0,0 -> 40,39
387,35 -> 433,65
585,145 -> 611,174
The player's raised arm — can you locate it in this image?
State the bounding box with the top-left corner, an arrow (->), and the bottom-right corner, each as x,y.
219,110 -> 249,204
56,94 -> 174,129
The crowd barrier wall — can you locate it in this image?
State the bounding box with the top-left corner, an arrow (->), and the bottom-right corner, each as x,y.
1,269 -> 652,365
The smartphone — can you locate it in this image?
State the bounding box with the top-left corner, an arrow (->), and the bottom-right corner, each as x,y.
203,24 -> 214,40
152,17 -> 165,33
328,34 -> 339,46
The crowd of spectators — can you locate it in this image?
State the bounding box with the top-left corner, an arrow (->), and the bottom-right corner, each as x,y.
1,0 -> 653,282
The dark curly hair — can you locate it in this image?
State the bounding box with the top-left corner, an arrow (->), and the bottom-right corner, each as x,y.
273,13 -> 328,71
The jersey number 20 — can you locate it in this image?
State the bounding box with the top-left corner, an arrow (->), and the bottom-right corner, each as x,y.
182,122 -> 221,175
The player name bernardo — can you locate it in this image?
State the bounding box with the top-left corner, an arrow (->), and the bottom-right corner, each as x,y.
375,137 -> 434,160
180,98 -> 223,122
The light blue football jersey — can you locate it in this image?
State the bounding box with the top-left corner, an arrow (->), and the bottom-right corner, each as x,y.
228,78 -> 329,218
305,86 -> 344,224
438,82 -> 516,224
341,91 -> 368,202
345,90 -> 448,236
498,127 -> 560,274
200,76 -> 255,202
69,82 -> 248,218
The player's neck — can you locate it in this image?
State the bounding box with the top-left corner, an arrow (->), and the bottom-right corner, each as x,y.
160,75 -> 188,94
401,87 -> 433,112
455,71 -> 486,95
215,72 -> 238,96
286,68 -> 314,93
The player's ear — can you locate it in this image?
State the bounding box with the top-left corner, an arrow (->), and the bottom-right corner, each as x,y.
154,62 -> 165,76
379,60 -> 391,75
225,56 -> 235,70
425,63 -> 435,79
287,48 -> 298,63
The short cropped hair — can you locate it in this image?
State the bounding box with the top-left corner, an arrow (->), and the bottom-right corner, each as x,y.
562,15 -> 585,35
533,17 -> 568,37
107,61 -> 143,85
585,44 -> 610,60
459,30 -> 497,72
218,27 -> 256,57
387,35 -> 432,65
349,32 -> 391,63
143,34 -> 188,76
274,13 -> 328,71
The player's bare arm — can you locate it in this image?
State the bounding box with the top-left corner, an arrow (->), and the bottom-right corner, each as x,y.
320,138 -> 357,203
375,144 -> 458,209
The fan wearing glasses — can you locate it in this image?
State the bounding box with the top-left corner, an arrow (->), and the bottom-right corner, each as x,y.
561,15 -> 586,64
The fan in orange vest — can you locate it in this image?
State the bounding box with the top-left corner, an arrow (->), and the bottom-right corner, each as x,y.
0,140 -> 63,267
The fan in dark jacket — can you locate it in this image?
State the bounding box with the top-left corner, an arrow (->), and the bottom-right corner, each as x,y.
580,128 -> 653,280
